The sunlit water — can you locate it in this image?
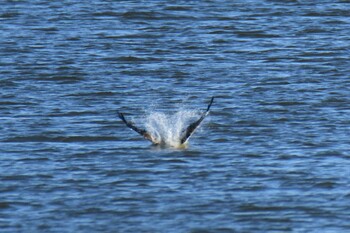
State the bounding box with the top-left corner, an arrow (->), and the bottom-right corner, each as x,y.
1,1 -> 350,232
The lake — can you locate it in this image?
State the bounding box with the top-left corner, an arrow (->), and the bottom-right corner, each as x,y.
1,0 -> 350,232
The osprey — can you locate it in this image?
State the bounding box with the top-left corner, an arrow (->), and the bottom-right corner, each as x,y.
117,97 -> 214,147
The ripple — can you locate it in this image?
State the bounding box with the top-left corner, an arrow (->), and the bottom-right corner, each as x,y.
1,0 -> 350,232
4,136 -> 119,143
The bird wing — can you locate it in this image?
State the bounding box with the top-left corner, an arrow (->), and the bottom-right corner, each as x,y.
117,112 -> 157,144
180,97 -> 214,144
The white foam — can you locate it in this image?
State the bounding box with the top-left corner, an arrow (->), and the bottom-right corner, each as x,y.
144,110 -> 202,147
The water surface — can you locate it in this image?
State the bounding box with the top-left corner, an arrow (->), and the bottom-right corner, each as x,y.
1,0 -> 350,232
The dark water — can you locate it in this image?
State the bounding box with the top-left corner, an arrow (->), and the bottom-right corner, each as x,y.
1,0 -> 350,232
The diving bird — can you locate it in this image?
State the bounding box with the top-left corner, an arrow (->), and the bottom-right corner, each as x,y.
117,97 -> 214,147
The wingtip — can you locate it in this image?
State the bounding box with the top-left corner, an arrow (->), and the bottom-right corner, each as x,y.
117,111 -> 127,123
206,96 -> 215,112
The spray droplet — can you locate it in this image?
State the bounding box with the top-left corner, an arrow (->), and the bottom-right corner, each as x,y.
144,110 -> 202,147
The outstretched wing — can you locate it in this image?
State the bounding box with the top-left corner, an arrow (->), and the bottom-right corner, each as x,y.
180,97 -> 214,144
117,112 -> 156,144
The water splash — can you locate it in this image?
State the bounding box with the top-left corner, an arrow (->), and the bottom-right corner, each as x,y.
144,110 -> 202,148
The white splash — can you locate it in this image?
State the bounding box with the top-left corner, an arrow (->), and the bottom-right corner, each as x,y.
144,110 -> 202,148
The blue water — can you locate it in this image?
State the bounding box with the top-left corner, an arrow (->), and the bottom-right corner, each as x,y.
1,1 -> 350,232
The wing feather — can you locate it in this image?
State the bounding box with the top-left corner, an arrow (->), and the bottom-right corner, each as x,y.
180,97 -> 214,144
117,112 -> 156,144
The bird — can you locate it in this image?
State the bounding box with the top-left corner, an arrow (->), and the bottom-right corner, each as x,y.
117,97 -> 214,147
